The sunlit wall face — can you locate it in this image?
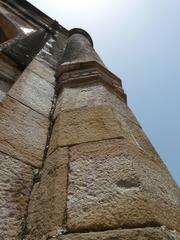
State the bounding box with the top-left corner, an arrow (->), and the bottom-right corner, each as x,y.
28,0 -> 180,185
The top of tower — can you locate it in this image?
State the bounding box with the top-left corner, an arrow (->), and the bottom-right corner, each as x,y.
0,0 -> 100,68
68,28 -> 93,47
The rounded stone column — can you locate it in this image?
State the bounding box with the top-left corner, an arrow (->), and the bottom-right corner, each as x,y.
61,28 -> 105,66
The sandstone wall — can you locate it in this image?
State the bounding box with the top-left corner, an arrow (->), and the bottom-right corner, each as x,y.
0,33 -> 58,238
0,2 -> 179,240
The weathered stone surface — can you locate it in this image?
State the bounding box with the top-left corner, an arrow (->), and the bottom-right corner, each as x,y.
55,83 -> 137,124
49,106 -> 132,153
54,82 -> 160,156
0,151 -> 33,240
0,78 -> 12,101
51,102 -> 158,160
8,69 -> 54,116
0,53 -> 21,83
28,58 -> 56,85
114,111 -> 159,159
65,139 -> 180,232
0,96 -> 48,167
50,227 -> 180,240
26,147 -> 69,240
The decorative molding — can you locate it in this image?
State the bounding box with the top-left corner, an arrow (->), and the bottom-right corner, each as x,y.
57,61 -> 127,103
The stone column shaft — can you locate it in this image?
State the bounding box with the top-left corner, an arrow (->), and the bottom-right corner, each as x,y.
25,28 -> 180,240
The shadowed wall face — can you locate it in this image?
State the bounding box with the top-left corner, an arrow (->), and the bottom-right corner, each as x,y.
0,13 -> 20,101
0,13 -> 17,43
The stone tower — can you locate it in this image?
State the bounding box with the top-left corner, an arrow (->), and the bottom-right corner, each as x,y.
0,1 -> 179,239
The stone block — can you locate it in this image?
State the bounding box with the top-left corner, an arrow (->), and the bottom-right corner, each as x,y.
65,139 -> 180,232
54,83 -> 158,158
0,151 -> 33,240
55,83 -> 138,124
50,102 -> 159,159
8,69 -> 54,116
49,106 -> 132,153
0,96 -> 48,167
53,89 -> 170,167
50,227 -> 180,240
114,111 -> 159,159
26,147 -> 69,240
28,59 -> 56,85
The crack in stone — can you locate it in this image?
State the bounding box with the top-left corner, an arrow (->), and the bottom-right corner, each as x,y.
17,63 -> 58,240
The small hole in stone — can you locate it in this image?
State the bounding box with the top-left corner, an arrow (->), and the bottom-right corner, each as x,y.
116,179 -> 140,188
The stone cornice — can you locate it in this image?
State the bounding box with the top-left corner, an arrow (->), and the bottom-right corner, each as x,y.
56,61 -> 122,85
56,61 -> 127,103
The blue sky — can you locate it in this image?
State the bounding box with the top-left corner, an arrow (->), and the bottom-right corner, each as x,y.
29,0 -> 180,185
